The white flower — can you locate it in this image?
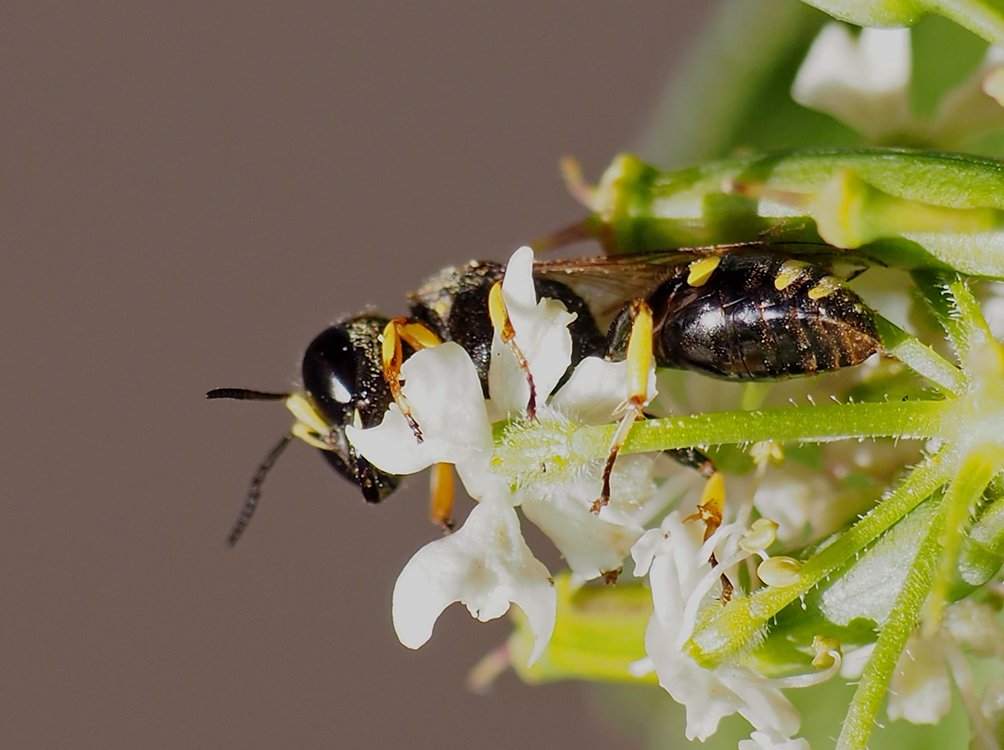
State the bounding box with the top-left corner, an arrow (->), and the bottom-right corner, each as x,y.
347,246 -> 660,662
887,633 -> 951,725
886,600 -> 1004,726
739,730 -> 811,750
632,512 -> 801,742
792,23 -> 911,140
392,495 -> 555,663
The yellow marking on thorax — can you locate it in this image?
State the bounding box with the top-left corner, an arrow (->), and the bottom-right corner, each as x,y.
686,256 -> 721,287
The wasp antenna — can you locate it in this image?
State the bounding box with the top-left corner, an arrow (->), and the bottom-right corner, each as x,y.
227,433 -> 293,546
206,388 -> 289,401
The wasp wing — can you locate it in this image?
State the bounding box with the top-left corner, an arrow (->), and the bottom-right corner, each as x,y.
532,241 -> 863,323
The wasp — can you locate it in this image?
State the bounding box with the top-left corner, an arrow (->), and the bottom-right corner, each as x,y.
208,242 -> 881,544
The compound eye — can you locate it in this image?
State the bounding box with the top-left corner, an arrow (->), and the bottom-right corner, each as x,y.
301,325 -> 359,425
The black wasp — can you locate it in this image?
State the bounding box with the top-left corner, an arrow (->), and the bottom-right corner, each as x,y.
208,242 -> 881,544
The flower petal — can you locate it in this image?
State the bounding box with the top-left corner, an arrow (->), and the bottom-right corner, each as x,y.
489,247 -> 575,414
549,356 -> 657,424
887,634 -> 951,725
739,730 -> 811,750
392,496 -> 555,664
347,342 -> 492,475
639,512 -> 800,741
792,23 -> 911,140
521,489 -> 643,580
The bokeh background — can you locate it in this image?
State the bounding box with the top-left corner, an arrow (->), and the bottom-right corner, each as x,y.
3,3 -> 712,747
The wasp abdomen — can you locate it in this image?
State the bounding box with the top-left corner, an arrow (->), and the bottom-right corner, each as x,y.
649,254 -> 880,380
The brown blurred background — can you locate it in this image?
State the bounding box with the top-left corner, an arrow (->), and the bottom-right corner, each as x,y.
2,3 -> 712,747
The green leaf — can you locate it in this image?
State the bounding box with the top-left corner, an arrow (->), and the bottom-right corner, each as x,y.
801,0 -> 1004,46
584,149 -> 1004,278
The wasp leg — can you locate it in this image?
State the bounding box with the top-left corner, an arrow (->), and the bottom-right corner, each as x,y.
429,462 -> 456,531
684,471 -> 734,602
653,444 -> 717,478
381,318 -> 442,442
487,281 -> 538,420
591,300 -> 653,514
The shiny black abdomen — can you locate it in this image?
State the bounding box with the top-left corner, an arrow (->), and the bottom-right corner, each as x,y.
647,254 -> 880,380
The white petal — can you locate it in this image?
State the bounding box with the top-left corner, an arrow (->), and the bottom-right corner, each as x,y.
489,247 -> 575,414
739,730 -> 811,750
391,496 -> 555,664
347,343 -> 492,475
792,23 -> 911,139
521,490 -> 643,580
640,512 -> 800,741
550,356 -> 657,424
887,635 -> 951,725
944,599 -> 1004,655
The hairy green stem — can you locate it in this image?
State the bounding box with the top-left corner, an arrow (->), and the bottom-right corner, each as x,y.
835,493 -> 949,750
874,314 -> 965,395
571,400 -> 947,460
924,452 -> 997,630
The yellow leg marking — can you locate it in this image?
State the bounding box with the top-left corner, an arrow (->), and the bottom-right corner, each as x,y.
487,281 -> 515,340
286,394 -> 331,438
625,300 -> 653,401
774,260 -> 809,291
397,321 -> 441,350
592,300 -> 653,514
429,462 -> 455,531
380,318 -> 439,442
807,275 -> 842,300
488,281 -> 538,420
686,256 -> 721,287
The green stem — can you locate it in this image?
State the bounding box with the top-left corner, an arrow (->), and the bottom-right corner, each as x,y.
927,0 -> 1004,47
572,400 -> 947,460
924,452 -> 996,630
913,271 -> 992,358
874,314 -> 965,395
835,493 -> 949,750
688,450 -> 949,665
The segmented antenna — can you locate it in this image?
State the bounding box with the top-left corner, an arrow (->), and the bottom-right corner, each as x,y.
206,388 -> 288,401
227,433 -> 293,546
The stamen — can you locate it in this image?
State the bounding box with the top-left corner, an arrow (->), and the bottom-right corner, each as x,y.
758,556 -> 803,587
740,518 -> 779,554
769,636 -> 843,689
